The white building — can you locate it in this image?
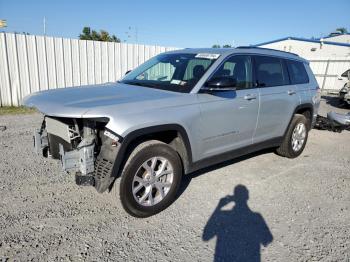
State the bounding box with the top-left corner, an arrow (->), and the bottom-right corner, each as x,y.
256,34 -> 350,59
256,34 -> 350,92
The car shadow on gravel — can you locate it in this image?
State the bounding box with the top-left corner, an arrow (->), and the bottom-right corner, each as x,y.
176,148 -> 274,200
202,185 -> 273,262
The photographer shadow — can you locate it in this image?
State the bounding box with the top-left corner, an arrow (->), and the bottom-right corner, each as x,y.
203,185 -> 273,262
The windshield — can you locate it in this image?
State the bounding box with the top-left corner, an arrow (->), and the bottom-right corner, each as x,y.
120,53 -> 219,93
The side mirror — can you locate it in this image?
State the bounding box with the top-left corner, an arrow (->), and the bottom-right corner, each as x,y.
202,77 -> 237,91
125,70 -> 132,75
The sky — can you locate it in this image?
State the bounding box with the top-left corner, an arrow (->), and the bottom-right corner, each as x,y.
0,0 -> 349,48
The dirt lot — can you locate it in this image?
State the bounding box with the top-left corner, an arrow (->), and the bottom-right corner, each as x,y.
0,97 -> 349,261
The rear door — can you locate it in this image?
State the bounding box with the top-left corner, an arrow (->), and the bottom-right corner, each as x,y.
253,55 -> 300,143
197,55 -> 259,159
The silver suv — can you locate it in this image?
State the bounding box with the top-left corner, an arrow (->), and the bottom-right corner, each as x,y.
24,47 -> 320,217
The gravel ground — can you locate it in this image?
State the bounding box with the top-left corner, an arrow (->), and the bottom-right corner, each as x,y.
0,97 -> 349,261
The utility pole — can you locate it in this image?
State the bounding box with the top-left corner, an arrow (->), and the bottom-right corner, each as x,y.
135,26 -> 138,44
43,17 -> 46,36
125,26 -> 139,44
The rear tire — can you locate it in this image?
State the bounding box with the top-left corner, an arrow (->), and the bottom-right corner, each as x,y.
276,114 -> 309,158
117,140 -> 182,217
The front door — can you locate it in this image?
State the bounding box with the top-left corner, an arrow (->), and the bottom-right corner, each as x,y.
197,55 -> 259,159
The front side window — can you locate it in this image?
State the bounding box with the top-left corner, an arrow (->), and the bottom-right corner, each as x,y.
120,53 -> 218,93
255,56 -> 288,87
286,60 -> 309,84
208,55 -> 253,89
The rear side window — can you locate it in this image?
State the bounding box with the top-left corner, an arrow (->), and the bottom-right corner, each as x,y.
254,56 -> 288,87
286,60 -> 309,84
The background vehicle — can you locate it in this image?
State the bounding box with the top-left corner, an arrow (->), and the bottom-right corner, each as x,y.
24,47 -> 320,217
337,69 -> 350,89
339,69 -> 350,105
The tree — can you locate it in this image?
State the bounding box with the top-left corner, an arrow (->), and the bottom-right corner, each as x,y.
91,30 -> 100,41
79,27 -> 121,42
336,27 -> 348,34
212,44 -> 232,48
79,27 -> 92,40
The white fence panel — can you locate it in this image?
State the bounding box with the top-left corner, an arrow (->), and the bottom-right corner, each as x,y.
27,35 -> 40,93
107,42 -> 115,82
94,41 -> 102,84
309,58 -> 350,91
101,42 -> 109,83
36,36 -> 49,92
63,38 -> 73,88
71,39 -> 81,87
0,32 -> 178,106
7,33 -> 21,106
46,37 -> 57,90
0,34 -> 11,106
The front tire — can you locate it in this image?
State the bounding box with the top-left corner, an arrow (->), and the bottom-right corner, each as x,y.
118,140 -> 182,217
276,114 -> 309,158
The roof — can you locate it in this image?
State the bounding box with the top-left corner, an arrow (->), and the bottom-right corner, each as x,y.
255,36 -> 350,48
165,47 -> 307,62
323,33 -> 350,39
165,48 -> 235,55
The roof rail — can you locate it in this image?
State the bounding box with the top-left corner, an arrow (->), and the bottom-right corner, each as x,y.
235,46 -> 299,57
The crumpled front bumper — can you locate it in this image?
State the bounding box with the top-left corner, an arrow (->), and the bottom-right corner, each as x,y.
33,120 -> 121,193
33,128 -> 95,176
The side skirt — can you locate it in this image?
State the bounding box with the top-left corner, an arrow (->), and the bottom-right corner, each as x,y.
186,137 -> 283,174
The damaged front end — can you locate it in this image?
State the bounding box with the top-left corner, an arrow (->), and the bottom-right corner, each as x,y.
34,116 -> 121,193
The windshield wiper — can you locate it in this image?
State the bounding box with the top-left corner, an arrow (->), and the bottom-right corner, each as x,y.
122,81 -> 157,88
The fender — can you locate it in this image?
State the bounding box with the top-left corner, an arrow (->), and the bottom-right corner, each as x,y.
108,124 -> 193,179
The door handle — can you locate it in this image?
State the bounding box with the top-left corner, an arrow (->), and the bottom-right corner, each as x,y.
244,94 -> 257,100
287,90 -> 296,95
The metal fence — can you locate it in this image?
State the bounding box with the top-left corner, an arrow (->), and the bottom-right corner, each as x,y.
1,32 -> 349,106
0,33 -> 178,106
309,59 -> 350,93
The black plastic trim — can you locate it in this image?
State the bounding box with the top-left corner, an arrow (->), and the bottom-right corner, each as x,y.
187,137 -> 283,173
283,103 -> 314,135
104,127 -> 124,143
111,124 -> 193,178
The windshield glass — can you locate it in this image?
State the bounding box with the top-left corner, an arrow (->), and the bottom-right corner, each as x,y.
120,53 -> 219,93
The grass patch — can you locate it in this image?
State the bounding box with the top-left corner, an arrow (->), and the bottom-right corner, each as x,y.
0,106 -> 37,115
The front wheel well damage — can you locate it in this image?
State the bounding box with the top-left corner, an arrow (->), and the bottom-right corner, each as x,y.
125,129 -> 190,172
108,126 -> 192,192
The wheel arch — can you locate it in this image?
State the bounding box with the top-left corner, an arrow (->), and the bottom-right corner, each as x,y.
284,103 -> 314,137
294,103 -> 314,130
111,124 -> 193,181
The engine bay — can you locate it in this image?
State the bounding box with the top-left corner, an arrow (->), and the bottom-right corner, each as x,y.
33,116 -> 120,193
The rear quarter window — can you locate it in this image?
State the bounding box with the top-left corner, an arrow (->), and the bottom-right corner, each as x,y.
286,60 -> 309,84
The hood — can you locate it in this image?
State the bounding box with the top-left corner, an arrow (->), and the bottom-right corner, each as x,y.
23,82 -> 189,118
